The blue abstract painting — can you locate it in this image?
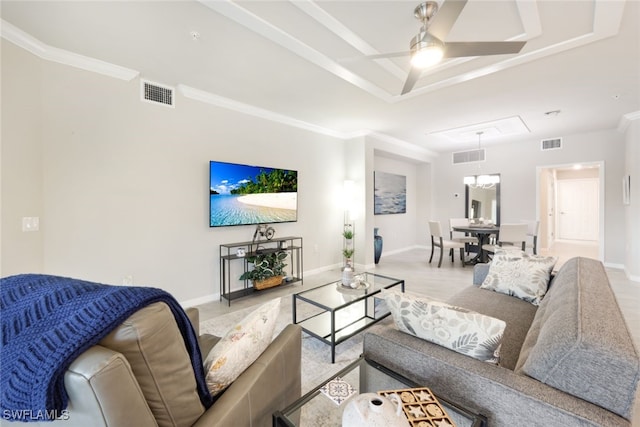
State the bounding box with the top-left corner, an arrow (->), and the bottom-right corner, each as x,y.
374,171 -> 406,215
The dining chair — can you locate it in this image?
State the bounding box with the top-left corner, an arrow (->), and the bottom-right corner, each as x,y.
482,223 -> 528,256
428,221 -> 466,268
449,218 -> 477,255
525,220 -> 540,254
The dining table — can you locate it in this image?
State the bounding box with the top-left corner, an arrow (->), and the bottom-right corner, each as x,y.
452,224 -> 500,265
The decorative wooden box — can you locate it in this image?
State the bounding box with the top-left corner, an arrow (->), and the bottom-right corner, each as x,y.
377,387 -> 456,427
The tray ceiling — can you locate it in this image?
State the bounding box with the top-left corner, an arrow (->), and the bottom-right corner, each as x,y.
1,0 -> 638,153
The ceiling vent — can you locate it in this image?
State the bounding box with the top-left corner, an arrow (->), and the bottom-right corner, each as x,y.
452,149 -> 485,164
541,137 -> 562,151
141,80 -> 174,107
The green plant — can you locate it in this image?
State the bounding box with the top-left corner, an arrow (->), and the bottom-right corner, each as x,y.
342,248 -> 354,259
239,250 -> 288,282
342,229 -> 354,239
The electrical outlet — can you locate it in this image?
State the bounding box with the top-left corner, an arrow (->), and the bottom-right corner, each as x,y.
122,275 -> 134,285
22,217 -> 40,232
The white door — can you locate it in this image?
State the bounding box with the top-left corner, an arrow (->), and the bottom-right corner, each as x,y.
557,179 -> 599,241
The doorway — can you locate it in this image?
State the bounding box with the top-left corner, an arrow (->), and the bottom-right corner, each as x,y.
537,162 -> 603,263
557,178 -> 599,240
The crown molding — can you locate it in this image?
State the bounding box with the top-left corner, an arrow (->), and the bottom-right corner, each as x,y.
1,19 -> 139,81
177,85 -> 435,159
1,18 -> 430,154
367,131 -> 437,160
178,84 -> 352,140
617,111 -> 640,133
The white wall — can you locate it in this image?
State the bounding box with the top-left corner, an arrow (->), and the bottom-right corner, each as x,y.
432,130 -> 627,266
372,156 -> 418,256
1,42 -> 44,274
624,118 -> 640,280
1,40 -> 349,303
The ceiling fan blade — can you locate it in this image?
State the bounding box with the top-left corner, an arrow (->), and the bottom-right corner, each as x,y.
337,50 -> 411,63
363,51 -> 412,60
428,0 -> 468,41
443,41 -> 526,58
401,67 -> 422,95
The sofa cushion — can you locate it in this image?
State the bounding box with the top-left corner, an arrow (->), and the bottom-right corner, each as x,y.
448,286 -> 538,370
99,302 -> 205,427
204,298 -> 280,396
381,289 -> 505,364
480,250 -> 557,305
516,257 -> 640,419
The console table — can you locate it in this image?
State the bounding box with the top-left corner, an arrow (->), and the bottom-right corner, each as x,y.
219,236 -> 303,305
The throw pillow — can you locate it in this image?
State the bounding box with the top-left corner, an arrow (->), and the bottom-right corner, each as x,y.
381,289 -> 506,364
204,298 -> 280,396
480,250 -> 558,305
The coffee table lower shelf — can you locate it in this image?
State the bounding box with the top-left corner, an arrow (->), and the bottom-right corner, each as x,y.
297,311 -> 378,346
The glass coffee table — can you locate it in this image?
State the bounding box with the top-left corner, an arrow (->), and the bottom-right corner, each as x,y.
273,355 -> 486,426
292,272 -> 403,363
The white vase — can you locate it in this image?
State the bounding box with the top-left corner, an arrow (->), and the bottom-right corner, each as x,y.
342,393 -> 409,427
341,267 -> 354,287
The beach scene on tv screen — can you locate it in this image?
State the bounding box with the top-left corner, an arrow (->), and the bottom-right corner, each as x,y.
209,161 -> 298,227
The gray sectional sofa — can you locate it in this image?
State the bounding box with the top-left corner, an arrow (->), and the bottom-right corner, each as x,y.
363,257 -> 640,426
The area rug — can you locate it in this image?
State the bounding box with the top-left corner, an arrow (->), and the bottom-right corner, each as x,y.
199,296 -> 364,396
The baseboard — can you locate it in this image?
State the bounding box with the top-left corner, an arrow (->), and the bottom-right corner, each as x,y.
624,268 -> 640,283
181,293 -> 218,308
604,262 -> 625,270
180,264 -> 343,307
602,263 -> 640,283
365,245 -> 426,270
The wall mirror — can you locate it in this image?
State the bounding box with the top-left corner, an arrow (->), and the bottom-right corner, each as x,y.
465,174 -> 501,225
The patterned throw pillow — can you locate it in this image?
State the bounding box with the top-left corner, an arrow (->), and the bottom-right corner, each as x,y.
381,289 -> 506,364
204,298 -> 280,396
480,250 -> 558,305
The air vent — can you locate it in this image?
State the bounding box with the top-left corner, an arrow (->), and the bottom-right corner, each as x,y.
452,149 -> 485,164
141,80 -> 174,107
541,137 -> 562,150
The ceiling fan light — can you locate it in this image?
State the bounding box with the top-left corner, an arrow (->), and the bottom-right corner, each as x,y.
411,45 -> 443,68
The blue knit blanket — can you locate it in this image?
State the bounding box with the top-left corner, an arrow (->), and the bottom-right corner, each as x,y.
0,274 -> 213,422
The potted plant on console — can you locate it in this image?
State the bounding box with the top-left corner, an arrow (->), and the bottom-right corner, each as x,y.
240,250 -> 288,290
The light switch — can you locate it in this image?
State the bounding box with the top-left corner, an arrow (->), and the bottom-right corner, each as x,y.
22,217 -> 40,232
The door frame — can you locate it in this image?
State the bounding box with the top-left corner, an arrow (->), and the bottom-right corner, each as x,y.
536,161 -> 605,261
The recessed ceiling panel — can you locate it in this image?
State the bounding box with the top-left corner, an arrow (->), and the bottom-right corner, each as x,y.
430,116 -> 530,143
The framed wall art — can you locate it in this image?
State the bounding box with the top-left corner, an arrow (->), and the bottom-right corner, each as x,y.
374,171 -> 406,215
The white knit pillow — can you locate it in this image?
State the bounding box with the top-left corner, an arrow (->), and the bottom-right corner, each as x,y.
481,250 -> 557,305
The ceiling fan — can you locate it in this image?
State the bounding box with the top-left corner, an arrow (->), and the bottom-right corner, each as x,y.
368,0 -> 527,95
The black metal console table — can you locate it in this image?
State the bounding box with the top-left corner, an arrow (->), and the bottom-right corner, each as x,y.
219,236 -> 303,305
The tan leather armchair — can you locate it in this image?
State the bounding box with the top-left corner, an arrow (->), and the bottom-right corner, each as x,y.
26,303 -> 302,427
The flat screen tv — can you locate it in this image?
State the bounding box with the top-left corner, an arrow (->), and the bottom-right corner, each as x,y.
209,160 -> 298,227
